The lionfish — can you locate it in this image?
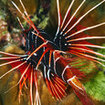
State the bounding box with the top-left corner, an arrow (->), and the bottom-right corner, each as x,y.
0,0 -> 105,105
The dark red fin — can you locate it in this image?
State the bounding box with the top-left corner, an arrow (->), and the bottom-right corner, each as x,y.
0,52 -> 30,76
45,78 -> 55,97
54,52 -> 85,79
70,67 -> 85,79
61,57 -> 85,79
73,88 -> 94,105
52,75 -> 67,98
67,76 -> 94,105
45,74 -> 67,100
70,50 -> 99,63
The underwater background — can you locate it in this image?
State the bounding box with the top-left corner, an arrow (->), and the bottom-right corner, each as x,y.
0,0 -> 105,105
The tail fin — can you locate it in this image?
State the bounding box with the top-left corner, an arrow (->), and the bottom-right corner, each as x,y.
73,88 -> 94,105
68,77 -> 94,105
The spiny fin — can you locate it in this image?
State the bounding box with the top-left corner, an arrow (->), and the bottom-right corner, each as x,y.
45,74 -> 67,100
